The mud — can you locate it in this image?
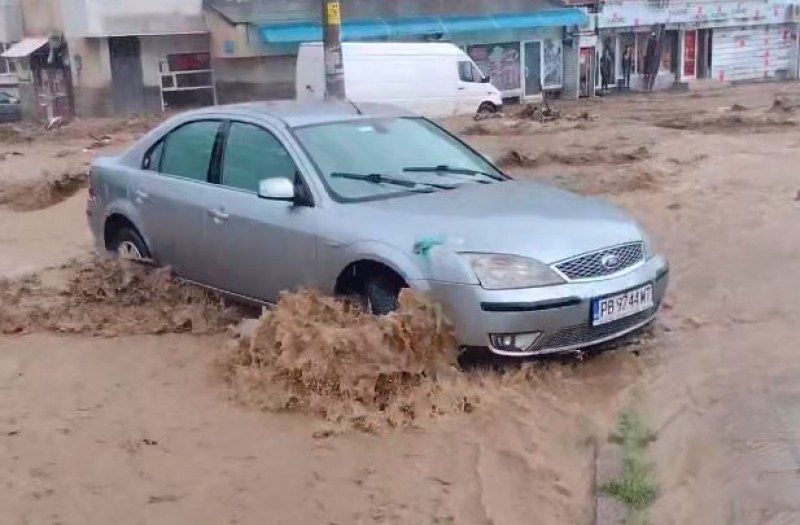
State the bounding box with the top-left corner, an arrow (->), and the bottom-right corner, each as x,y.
218,290 -> 477,431
0,258 -> 242,336
497,145 -> 651,169
656,110 -> 796,133
0,168 -> 89,211
2,84 -> 800,524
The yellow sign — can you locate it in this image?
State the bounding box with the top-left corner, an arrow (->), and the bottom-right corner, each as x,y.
327,1 -> 341,25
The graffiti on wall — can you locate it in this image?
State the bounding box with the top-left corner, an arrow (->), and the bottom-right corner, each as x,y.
542,38 -> 563,87
466,42 -> 521,94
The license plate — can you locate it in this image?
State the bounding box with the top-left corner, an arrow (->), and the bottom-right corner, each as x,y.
591,284 -> 654,326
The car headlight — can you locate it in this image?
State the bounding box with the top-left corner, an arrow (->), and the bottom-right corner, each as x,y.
463,253 -> 565,290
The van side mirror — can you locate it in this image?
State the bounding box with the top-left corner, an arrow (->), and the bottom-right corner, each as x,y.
258,177 -> 295,201
481,74 -> 491,83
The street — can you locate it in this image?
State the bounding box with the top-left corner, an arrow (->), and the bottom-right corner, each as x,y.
1,82 -> 800,524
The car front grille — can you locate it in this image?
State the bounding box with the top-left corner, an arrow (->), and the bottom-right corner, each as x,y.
554,242 -> 645,281
538,308 -> 655,351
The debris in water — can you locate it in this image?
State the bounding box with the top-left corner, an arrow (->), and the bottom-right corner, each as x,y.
0,258 -> 243,336
0,168 -> 89,211
216,290 -> 477,431
497,149 -> 537,168
84,133 -> 113,150
46,116 -> 64,131
0,151 -> 23,161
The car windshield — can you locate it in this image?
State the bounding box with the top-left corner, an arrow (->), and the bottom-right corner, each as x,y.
293,117 -> 505,202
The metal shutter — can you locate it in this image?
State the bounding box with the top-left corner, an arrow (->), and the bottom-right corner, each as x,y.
711,24 -> 794,82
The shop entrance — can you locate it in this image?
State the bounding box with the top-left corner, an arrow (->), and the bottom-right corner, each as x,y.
579,47 -> 596,97
696,29 -> 713,79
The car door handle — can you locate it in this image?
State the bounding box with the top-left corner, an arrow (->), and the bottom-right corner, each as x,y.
134,189 -> 149,202
208,209 -> 229,222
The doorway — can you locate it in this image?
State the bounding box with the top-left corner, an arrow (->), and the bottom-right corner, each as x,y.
579,47 -> 595,97
109,37 -> 145,113
523,41 -> 542,97
696,29 -> 712,79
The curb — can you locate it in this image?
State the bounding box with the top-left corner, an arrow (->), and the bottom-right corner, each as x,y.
594,442 -> 628,525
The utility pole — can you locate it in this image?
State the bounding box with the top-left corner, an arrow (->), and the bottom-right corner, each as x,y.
322,0 -> 345,100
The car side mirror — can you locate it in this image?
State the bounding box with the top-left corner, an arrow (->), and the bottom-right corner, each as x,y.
258,177 -> 295,201
481,74 -> 491,83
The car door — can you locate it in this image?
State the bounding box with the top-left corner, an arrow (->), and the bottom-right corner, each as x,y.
131,119 -> 222,283
204,119 -> 318,303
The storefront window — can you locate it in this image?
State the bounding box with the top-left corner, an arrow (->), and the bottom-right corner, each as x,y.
660,32 -> 674,72
636,32 -> 651,74
0,43 -> 14,74
542,38 -> 563,87
466,42 -> 521,95
684,31 -> 697,77
618,33 -> 636,75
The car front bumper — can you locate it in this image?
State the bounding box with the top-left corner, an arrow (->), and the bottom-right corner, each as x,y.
421,255 -> 669,357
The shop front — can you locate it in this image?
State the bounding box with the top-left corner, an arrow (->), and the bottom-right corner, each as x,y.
597,28 -> 680,91
461,27 -> 567,100
598,0 -> 799,89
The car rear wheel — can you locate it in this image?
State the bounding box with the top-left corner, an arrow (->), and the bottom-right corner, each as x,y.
109,227 -> 150,261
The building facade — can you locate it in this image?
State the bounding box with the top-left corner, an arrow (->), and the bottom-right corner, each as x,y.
205,0 -> 589,103
594,0 -> 800,92
59,0 -> 215,116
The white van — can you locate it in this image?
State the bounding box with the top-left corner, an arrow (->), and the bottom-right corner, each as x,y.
296,42 -> 503,118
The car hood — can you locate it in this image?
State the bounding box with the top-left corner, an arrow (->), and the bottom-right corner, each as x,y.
348,180 -> 644,264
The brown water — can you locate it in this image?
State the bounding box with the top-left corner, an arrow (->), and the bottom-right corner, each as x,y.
2,84 -> 800,523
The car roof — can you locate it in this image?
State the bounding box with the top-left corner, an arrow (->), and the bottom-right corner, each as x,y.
183,100 -> 417,128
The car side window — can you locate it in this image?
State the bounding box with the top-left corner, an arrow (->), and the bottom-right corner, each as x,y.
0,92 -> 9,104
221,122 -> 297,192
159,120 -> 221,182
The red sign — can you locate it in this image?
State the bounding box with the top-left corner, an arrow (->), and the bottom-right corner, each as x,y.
167,52 -> 211,72
684,30 -> 697,77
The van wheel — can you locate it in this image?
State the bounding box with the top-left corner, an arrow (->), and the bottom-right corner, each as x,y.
477,102 -> 498,115
109,226 -> 150,261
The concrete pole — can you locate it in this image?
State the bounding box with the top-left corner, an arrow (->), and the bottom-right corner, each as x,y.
322,0 -> 346,100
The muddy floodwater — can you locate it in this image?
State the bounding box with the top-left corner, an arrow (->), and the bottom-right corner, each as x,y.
1,84 -> 799,524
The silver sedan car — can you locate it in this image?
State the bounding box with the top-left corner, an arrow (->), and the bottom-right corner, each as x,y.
87,101 -> 669,357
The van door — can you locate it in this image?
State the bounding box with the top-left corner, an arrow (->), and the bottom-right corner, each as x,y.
456,59 -> 490,115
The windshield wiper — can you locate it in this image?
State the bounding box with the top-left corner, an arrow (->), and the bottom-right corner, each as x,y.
403,165 -> 504,181
330,172 -> 457,191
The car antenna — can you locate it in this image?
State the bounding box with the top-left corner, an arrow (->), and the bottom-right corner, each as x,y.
345,98 -> 363,115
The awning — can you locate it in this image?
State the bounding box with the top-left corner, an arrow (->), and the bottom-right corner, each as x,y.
260,10 -> 589,44
1,37 -> 48,59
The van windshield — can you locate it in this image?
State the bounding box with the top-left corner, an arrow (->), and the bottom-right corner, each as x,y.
293,117 -> 505,202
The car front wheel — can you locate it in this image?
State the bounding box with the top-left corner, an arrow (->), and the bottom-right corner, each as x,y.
362,273 -> 403,315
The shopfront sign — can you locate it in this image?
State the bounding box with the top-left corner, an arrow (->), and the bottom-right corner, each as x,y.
598,0 -> 792,29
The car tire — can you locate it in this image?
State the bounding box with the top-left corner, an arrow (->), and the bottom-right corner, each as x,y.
363,274 -> 403,316
109,226 -> 150,261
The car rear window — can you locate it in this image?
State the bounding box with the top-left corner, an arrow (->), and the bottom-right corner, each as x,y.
160,120 -> 220,182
